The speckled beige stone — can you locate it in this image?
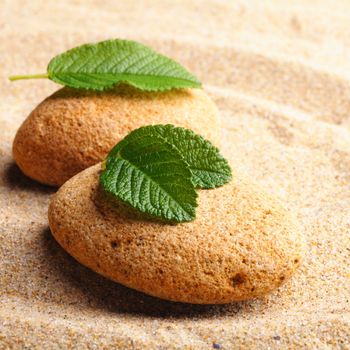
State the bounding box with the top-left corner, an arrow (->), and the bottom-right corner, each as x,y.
13,86 -> 220,186
1,0 -> 350,349
48,164 -> 303,304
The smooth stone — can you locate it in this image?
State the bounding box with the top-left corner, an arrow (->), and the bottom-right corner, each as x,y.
13,85 -> 220,186
48,164 -> 304,304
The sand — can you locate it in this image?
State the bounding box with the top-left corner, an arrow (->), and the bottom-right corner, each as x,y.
0,0 -> 349,349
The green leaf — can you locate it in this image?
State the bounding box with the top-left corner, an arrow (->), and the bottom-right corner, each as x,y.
9,39 -> 201,91
153,124 -> 232,188
100,125 -> 232,223
46,39 -> 201,91
100,125 -> 198,223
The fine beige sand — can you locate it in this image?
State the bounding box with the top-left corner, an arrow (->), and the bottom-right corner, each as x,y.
1,0 -> 350,349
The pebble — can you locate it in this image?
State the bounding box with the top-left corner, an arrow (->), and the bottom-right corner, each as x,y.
48,164 -> 304,304
13,85 -> 220,186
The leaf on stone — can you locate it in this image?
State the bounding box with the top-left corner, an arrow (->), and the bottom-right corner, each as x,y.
100,125 -> 232,223
100,126 -> 198,223
153,124 -> 232,189
47,39 -> 202,91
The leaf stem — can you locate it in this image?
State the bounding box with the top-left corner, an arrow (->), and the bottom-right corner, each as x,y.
8,73 -> 49,82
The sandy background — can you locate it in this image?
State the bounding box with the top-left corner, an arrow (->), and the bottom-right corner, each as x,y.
1,0 -> 350,348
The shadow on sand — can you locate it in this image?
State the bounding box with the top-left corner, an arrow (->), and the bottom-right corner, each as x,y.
2,162 -> 55,194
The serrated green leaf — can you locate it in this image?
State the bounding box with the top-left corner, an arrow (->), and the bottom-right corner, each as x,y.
100,126 -> 198,223
46,39 -> 201,91
153,125 -> 232,188
100,125 -> 232,223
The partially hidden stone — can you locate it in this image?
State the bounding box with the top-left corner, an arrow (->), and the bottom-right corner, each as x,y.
13,85 -> 220,186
